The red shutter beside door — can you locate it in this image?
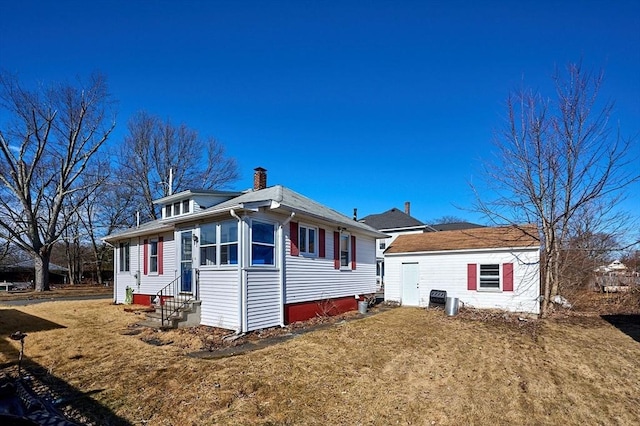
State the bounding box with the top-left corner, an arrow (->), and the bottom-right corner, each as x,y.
318,228 -> 326,258
158,236 -> 164,275
351,235 -> 356,270
143,239 -> 148,275
503,263 -> 514,291
467,264 -> 477,290
290,222 -> 299,256
333,231 -> 340,269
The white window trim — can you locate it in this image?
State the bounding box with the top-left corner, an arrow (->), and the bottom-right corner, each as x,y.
477,263 -> 502,292
299,223 -> 318,257
119,241 -> 130,273
198,223 -> 218,267
197,220 -> 239,269
148,237 -> 159,275
340,231 -> 351,270
250,219 -> 277,267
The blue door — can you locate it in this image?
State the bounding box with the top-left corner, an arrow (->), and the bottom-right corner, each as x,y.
180,231 -> 193,293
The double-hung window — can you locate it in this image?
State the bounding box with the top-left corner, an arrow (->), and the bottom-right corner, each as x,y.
149,239 -> 159,273
220,220 -> 238,265
119,241 -> 130,272
199,223 -> 217,266
251,220 -> 275,266
299,225 -> 317,256
340,233 -> 350,268
479,264 -> 500,289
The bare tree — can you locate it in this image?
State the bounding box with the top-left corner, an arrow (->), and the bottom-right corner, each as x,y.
0,72 -> 115,291
473,62 -> 639,317
117,111 -> 239,221
428,215 -> 466,225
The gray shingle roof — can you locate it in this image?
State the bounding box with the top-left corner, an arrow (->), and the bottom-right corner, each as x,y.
429,222 -> 485,231
105,185 -> 386,241
359,208 -> 425,231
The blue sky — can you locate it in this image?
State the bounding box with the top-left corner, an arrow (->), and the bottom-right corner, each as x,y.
1,0 -> 639,225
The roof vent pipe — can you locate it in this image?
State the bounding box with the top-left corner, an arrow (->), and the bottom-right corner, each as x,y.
405,201 -> 410,215
353,208 -> 357,221
254,167 -> 267,191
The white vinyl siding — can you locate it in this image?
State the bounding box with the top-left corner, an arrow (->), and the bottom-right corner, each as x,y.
285,227 -> 377,304
384,248 -> 540,314
113,233 -> 176,304
199,269 -> 240,330
246,269 -> 280,331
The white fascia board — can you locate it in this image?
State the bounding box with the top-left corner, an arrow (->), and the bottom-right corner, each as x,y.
153,190 -> 242,205
103,224 -> 174,242
384,246 -> 541,256
380,225 -> 428,232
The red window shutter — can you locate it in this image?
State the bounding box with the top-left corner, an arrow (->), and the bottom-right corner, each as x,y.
143,239 -> 148,275
503,263 -> 514,291
290,222 -> 299,256
333,231 -> 340,269
467,264 -> 477,290
158,236 -> 164,275
351,235 -> 356,270
319,228 -> 326,258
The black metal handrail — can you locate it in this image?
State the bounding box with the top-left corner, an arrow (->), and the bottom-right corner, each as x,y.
156,274 -> 195,327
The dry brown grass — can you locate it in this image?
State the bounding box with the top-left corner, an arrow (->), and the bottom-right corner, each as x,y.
0,299 -> 639,425
0,283 -> 112,301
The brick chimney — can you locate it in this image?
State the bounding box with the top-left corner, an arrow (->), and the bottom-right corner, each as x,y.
404,201 -> 410,215
253,167 -> 267,190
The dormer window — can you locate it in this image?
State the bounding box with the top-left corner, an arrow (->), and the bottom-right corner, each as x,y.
164,199 -> 192,218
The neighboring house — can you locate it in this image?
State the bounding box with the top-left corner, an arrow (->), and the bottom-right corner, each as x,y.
104,168 -> 386,333
359,202 -> 429,288
0,259 -> 68,286
384,225 -> 541,314
428,221 -> 485,231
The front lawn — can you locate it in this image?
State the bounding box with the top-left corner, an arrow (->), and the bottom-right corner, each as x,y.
1,299 -> 638,425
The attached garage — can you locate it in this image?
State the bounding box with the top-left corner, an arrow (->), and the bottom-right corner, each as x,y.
384,225 -> 541,314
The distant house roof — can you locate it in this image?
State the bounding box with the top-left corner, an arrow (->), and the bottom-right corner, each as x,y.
429,222 -> 486,231
0,259 -> 68,274
385,225 -> 540,254
106,185 -> 387,241
359,208 -> 426,231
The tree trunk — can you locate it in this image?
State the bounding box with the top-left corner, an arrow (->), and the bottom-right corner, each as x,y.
34,250 -> 51,292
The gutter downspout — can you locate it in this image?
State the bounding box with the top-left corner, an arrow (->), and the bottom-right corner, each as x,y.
229,209 -> 244,333
279,212 -> 296,327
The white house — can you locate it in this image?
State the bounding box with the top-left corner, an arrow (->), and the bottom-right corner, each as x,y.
359,203 -> 429,287
384,225 -> 541,314
104,168 -> 386,333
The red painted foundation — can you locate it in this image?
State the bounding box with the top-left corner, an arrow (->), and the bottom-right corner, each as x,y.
284,296 -> 358,324
132,293 -> 153,306
132,294 -> 173,306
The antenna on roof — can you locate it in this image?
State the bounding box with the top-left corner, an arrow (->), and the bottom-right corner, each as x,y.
168,168 -> 173,196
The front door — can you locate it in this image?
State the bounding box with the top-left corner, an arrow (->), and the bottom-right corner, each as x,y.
402,263 -> 420,306
180,231 -> 193,293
